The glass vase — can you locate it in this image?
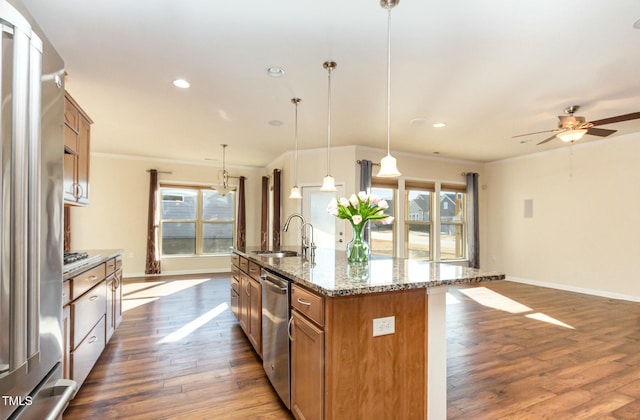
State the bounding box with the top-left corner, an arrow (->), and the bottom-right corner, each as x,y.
346,221 -> 370,263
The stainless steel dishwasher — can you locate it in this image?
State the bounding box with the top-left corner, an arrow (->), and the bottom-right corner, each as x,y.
261,269 -> 291,409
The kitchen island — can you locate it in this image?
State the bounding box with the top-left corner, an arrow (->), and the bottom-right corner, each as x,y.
233,247 -> 504,420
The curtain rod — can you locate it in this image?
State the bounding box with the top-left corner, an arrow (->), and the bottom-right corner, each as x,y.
147,169 -> 172,174
356,160 -> 380,166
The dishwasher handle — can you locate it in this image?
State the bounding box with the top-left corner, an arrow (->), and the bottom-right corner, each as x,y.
261,274 -> 288,294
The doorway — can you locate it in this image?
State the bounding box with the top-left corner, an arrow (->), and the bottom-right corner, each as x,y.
302,185 -> 346,251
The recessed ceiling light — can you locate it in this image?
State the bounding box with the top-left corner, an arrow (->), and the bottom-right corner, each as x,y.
634,18 -> 640,29
268,120 -> 283,126
410,117 -> 426,125
266,67 -> 285,78
173,79 -> 190,89
433,151 -> 440,155
432,122 -> 446,128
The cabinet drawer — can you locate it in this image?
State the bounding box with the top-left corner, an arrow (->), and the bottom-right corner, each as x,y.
248,261 -> 261,281
231,253 -> 240,268
62,280 -> 71,306
239,256 -> 249,273
292,285 -> 324,327
230,275 -> 240,294
70,263 -> 106,300
71,315 -> 106,387
71,281 -> 107,350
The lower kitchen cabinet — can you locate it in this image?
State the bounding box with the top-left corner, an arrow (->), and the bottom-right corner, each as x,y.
63,252 -> 123,388
231,253 -> 263,358
290,310 -> 324,420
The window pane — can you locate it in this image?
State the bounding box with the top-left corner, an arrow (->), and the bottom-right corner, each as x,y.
161,188 -> 197,220
203,190 -> 235,221
203,223 -> 234,254
440,191 -> 466,260
162,222 -> 196,255
407,191 -> 430,222
440,192 -> 464,222
370,187 -> 394,256
407,223 -> 430,260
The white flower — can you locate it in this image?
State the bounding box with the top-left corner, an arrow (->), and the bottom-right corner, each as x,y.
381,216 -> 394,225
370,194 -> 380,205
378,199 -> 389,210
339,197 -> 350,207
352,215 -> 363,225
349,194 -> 359,207
328,207 -> 339,216
357,191 -> 368,201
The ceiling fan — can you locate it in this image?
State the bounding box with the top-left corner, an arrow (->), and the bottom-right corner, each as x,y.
513,105 -> 640,145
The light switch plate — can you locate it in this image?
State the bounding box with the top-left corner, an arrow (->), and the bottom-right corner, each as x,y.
373,316 -> 395,337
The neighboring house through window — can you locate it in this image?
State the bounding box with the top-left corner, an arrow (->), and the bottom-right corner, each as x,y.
160,185 -> 235,256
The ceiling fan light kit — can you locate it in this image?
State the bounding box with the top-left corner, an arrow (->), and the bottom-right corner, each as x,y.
376,0 -> 401,178
556,128 -> 588,143
513,104 -> 640,146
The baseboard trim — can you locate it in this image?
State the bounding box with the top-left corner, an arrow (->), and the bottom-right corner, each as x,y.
507,276 -> 640,303
123,267 -> 230,278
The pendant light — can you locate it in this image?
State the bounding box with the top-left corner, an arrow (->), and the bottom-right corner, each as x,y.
289,98 -> 303,199
215,144 -> 234,196
376,0 -> 401,178
320,61 -> 337,192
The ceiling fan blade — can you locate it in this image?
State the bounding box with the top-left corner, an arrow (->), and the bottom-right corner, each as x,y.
590,112 -> 640,127
537,134 -> 557,145
512,129 -> 554,138
586,127 -> 617,137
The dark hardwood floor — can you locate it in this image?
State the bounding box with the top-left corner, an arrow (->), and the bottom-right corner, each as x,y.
63,274 -> 640,419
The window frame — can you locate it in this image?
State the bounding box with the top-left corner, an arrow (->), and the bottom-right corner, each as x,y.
159,184 -> 236,257
439,184 -> 467,261
370,178 -> 398,258
404,181 -> 435,261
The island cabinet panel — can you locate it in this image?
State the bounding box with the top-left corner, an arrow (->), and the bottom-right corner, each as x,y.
324,288 -> 428,420
247,275 -> 262,357
290,310 -> 324,420
290,283 -> 427,420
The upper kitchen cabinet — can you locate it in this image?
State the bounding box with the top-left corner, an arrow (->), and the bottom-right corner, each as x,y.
64,91 -> 92,206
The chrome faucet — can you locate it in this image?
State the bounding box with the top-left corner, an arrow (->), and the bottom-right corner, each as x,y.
283,213 -> 307,256
302,222 -> 316,261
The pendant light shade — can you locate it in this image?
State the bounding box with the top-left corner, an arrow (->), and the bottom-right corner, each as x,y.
320,61 -> 337,192
376,0 -> 401,178
289,98 -> 303,199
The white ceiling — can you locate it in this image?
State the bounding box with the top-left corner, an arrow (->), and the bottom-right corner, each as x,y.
21,0 -> 640,167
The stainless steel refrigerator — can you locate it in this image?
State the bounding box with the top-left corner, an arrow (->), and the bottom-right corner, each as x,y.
0,1 -> 77,418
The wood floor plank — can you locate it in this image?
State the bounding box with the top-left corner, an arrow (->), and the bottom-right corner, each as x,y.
63,275 -> 640,419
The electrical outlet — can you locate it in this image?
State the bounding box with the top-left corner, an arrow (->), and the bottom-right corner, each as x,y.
373,316 -> 395,337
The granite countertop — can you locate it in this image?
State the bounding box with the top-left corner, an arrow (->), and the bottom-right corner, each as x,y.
63,249 -> 123,281
234,247 -> 504,297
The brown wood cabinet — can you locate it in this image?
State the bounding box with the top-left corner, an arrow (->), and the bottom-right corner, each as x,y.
106,256 -> 123,342
290,283 -> 427,420
63,254 -> 123,389
231,253 -> 262,358
291,308 -> 324,420
63,91 -> 92,206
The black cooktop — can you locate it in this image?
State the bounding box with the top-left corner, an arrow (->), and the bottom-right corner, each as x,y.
63,251 -> 89,265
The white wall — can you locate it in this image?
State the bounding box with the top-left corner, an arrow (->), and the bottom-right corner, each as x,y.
69,154 -> 265,277
484,133 -> 640,301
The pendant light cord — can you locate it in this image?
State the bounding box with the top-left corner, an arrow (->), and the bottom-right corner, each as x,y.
327,66 -> 332,176
386,7 -> 392,156
293,98 -> 299,186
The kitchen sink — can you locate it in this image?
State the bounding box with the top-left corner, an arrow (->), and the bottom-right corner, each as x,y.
252,250 -> 299,258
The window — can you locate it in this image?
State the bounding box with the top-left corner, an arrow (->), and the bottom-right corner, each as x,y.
370,180 -> 397,257
405,181 -> 434,260
440,185 -> 466,260
160,185 -> 235,256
